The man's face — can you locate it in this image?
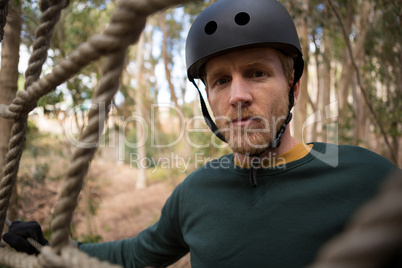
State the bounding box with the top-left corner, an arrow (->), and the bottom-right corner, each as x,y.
205,47 -> 291,155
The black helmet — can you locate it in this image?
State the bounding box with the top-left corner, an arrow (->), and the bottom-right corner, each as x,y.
186,0 -> 304,86
185,0 -> 303,153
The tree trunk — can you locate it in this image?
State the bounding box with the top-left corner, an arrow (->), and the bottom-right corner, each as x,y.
309,17 -> 321,143
392,125 -> 400,167
159,14 -> 179,107
312,46 -> 320,142
338,0 -> 371,145
346,1 -> 372,146
321,5 -> 332,143
135,32 -> 147,190
293,0 -> 309,143
0,0 -> 22,221
337,0 -> 355,111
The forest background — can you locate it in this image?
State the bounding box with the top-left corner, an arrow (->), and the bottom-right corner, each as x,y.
0,0 -> 400,267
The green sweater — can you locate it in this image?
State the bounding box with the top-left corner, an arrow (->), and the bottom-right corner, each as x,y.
79,143 -> 396,267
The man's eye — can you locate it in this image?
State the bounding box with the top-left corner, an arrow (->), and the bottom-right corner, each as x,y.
217,78 -> 229,85
253,71 -> 266,78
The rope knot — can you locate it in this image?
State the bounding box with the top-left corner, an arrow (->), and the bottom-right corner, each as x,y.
5,91 -> 39,119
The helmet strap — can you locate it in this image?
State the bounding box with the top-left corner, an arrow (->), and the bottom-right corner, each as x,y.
191,79 -> 227,143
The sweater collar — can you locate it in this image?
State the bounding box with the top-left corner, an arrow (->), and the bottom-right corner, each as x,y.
234,143 -> 313,168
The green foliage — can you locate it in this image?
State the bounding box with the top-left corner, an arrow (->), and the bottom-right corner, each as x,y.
54,0 -> 112,57
362,0 -> 401,140
67,76 -> 94,110
18,163 -> 48,187
364,2 -> 401,86
148,167 -> 169,183
18,0 -> 117,120
42,227 -> 52,243
70,224 -> 103,243
19,127 -> 52,187
21,0 -> 40,47
183,1 -> 211,20
164,9 -> 185,52
338,107 -> 355,145
37,90 -> 64,113
27,118 -> 39,135
25,125 -> 59,157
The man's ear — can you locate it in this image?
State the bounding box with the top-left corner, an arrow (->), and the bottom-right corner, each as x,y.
292,80 -> 301,107
289,70 -> 301,107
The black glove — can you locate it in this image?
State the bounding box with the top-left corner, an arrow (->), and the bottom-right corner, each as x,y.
2,221 -> 48,255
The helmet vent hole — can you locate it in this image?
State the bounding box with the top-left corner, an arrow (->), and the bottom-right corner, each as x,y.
205,21 -> 218,35
235,12 -> 250,26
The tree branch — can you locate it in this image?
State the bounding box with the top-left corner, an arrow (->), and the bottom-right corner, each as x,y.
326,0 -> 397,164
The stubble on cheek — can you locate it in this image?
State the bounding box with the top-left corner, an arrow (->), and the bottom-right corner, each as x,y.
215,98 -> 289,155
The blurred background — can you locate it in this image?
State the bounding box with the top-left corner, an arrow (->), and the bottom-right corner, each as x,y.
0,0 -> 400,267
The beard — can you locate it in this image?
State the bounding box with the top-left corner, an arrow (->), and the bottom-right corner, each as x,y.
215,97 -> 289,155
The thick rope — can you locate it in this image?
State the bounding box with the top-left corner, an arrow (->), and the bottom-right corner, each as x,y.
46,0 -> 199,253
39,246 -> 122,268
0,246 -> 122,268
0,247 -> 41,268
310,170 -> 402,268
0,0 -> 198,267
0,0 -> 9,42
50,49 -> 129,253
0,118 -> 27,235
0,0 -> 200,121
4,218 -> 121,268
24,0 -> 70,90
0,0 -> 70,238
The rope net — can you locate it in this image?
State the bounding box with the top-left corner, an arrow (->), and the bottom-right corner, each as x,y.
0,0 -> 197,267
0,0 -> 401,267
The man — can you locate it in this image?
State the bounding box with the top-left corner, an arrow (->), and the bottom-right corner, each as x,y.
3,0 -> 397,267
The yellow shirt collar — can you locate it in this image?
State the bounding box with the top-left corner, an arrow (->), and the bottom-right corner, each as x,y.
234,143 -> 313,168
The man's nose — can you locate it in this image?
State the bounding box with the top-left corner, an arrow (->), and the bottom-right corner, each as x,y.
229,76 -> 252,107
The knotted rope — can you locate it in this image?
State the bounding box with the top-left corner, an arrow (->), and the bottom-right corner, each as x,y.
24,0 -> 71,90
0,0 -> 71,238
0,245 -> 122,268
0,0 -> 198,267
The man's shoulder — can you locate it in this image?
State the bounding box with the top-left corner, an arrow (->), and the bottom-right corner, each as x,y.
309,142 -> 395,170
335,143 -> 392,163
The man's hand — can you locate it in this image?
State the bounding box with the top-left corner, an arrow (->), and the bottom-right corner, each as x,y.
2,221 -> 48,255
